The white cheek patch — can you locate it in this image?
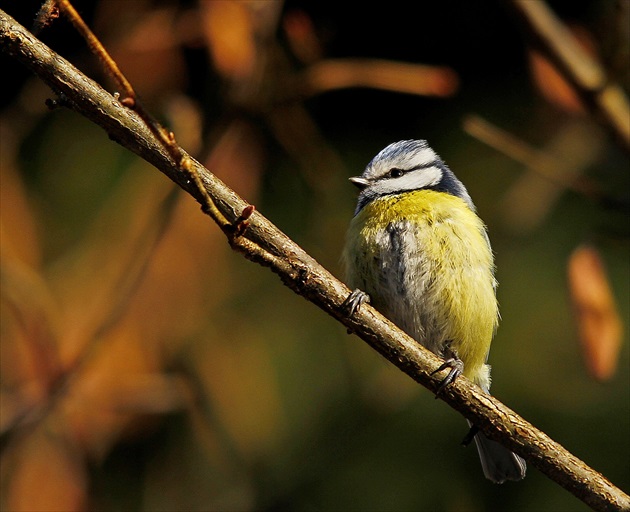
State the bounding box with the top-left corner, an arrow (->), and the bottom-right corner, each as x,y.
370,166 -> 442,195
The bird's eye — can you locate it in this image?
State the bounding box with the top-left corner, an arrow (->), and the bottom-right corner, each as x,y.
389,168 -> 405,178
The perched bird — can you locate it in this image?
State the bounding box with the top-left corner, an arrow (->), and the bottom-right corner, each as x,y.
342,140 -> 526,483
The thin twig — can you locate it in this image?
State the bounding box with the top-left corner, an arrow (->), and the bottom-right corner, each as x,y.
56,0 -> 135,105
1,10 -> 629,512
179,154 -> 232,232
56,0 -> 175,157
32,0 -> 59,34
54,0 -> 232,230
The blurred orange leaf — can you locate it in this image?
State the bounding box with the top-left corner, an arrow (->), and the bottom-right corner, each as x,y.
107,7 -> 188,102
0,126 -> 41,268
567,245 -> 624,381
283,9 -> 323,64
202,1 -> 256,81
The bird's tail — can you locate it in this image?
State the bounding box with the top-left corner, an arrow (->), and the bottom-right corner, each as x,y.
467,419 -> 527,483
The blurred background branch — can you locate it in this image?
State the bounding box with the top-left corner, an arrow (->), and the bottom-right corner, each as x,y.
300,59 -> 459,98
509,0 -> 630,154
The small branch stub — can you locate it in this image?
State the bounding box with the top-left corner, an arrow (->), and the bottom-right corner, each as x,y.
231,205 -> 255,238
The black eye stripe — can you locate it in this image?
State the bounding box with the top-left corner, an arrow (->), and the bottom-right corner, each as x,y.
384,161 -> 439,180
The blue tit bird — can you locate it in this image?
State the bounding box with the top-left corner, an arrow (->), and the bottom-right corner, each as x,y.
342,140 -> 526,483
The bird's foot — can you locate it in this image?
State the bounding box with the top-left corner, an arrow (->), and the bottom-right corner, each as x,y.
342,289 -> 370,317
461,424 -> 479,447
431,357 -> 464,397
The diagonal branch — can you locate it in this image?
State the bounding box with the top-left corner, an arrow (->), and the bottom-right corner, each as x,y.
1,10 -> 628,512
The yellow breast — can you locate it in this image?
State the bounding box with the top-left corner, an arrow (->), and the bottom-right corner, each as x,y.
343,189 -> 498,388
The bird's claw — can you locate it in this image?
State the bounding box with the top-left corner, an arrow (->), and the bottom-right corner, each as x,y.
461,423 -> 479,446
343,289 -> 370,317
431,357 -> 464,397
